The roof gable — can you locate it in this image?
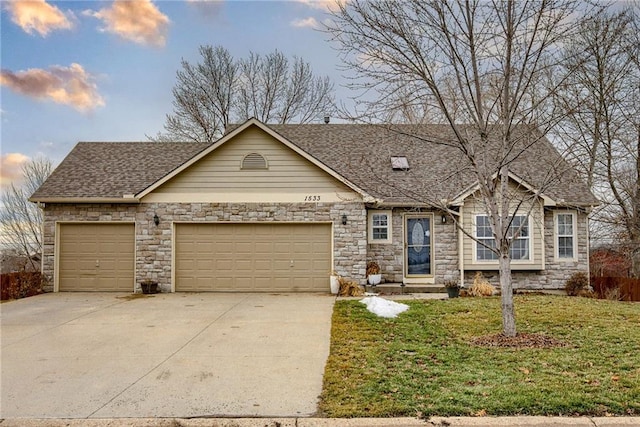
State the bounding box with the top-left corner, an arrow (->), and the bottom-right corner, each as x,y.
137,118 -> 373,201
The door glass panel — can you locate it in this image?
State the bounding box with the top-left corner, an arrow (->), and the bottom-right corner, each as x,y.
406,217 -> 431,276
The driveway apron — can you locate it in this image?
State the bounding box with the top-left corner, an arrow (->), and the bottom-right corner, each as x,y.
0,292 -> 335,418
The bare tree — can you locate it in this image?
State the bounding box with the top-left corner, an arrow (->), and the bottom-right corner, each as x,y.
327,0 -> 593,336
555,6 -> 640,277
1,157 -> 53,271
154,46 -> 335,143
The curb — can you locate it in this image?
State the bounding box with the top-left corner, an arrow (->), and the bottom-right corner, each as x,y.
1,417 -> 639,427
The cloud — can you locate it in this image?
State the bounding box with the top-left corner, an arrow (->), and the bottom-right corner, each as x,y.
85,0 -> 170,47
186,0 -> 224,19
291,17 -> 320,28
295,0 -> 344,13
0,63 -> 105,112
4,0 -> 74,36
0,153 -> 29,188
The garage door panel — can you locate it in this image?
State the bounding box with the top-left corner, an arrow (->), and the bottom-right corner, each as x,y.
59,223 -> 134,292
175,223 -> 331,292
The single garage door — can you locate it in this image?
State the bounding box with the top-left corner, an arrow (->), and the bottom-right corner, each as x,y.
58,223 -> 135,291
175,223 -> 331,292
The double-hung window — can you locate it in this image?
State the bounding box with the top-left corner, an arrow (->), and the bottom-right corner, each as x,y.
368,210 -> 392,244
475,215 -> 530,261
556,212 -> 575,259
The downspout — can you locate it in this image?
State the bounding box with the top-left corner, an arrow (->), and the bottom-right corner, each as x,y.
458,203 -> 465,287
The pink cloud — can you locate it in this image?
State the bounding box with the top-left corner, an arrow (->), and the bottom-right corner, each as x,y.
0,64 -> 105,112
0,153 -> 29,188
85,0 -> 170,47
4,0 -> 74,36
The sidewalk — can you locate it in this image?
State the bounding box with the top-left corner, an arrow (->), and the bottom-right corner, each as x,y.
1,417 -> 639,426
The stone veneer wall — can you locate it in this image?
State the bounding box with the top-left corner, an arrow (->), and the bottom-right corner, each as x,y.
41,202 -> 366,292
366,208 -> 459,285
463,209 -> 590,290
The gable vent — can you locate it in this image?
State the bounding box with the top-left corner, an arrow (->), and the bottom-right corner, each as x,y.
241,153 -> 268,170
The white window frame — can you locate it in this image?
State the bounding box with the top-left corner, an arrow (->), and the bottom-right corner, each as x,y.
554,211 -> 577,261
368,210 -> 392,244
473,214 -> 532,262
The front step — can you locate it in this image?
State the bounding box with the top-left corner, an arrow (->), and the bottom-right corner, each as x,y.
364,283 -> 445,295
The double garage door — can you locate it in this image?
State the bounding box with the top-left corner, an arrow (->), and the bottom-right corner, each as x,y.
175,223 -> 331,292
58,222 -> 331,292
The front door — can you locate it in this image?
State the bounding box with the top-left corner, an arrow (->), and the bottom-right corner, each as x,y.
405,216 -> 432,277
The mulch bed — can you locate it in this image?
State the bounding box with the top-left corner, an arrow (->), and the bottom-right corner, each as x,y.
470,332 -> 570,349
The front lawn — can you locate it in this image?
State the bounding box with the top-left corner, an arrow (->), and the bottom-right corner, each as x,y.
319,295 -> 639,417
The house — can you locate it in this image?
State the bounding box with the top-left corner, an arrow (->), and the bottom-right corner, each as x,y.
30,118 -> 598,293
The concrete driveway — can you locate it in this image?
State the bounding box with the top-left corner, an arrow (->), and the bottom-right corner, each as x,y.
1,292 -> 335,419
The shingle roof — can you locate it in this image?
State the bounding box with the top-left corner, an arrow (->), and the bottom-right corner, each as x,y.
30,142 -> 210,200
31,122 -> 598,207
267,123 -> 598,207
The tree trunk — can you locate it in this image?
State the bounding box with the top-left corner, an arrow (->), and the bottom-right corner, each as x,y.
499,253 -> 516,337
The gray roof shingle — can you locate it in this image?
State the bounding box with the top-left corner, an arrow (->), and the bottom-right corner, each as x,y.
31,122 -> 598,207
31,142 -> 210,200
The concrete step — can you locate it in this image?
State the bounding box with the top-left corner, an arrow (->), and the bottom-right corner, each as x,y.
364,283 -> 445,295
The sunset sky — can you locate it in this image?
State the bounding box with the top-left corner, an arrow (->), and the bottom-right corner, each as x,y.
1,0 -> 344,187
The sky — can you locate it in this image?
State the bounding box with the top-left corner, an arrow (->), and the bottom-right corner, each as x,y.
0,0 -> 346,187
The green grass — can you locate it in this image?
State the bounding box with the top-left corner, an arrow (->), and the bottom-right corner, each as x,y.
319,295 -> 640,418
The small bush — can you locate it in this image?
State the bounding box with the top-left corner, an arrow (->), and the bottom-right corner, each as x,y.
366,261 -> 380,275
469,282 -> 494,297
464,272 -> 494,297
604,287 -> 622,301
1,272 -> 46,301
565,272 -> 589,296
338,276 -> 364,297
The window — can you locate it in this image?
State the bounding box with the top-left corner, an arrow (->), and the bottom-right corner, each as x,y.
241,153 -> 267,169
475,215 -> 530,261
556,212 -> 575,259
368,210 -> 392,244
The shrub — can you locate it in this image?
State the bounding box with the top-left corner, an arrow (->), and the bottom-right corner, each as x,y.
565,272 -> 589,296
366,261 -> 380,275
469,282 -> 494,297
338,276 -> 364,297
465,272 -> 492,296
0,272 -> 46,301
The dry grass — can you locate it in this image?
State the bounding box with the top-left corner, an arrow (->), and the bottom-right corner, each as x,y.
338,276 -> 364,297
467,272 -> 494,296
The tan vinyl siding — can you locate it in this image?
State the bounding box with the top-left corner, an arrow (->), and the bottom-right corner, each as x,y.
144,127 -> 359,203
462,189 -> 545,270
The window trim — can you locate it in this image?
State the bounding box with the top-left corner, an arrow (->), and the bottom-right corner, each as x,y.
554,210 -> 577,261
473,214 -> 533,263
368,210 -> 392,244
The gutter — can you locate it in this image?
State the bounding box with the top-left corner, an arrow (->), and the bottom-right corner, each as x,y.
28,196 -> 141,204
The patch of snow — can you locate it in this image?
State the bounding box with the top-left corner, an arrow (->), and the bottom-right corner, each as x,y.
360,296 -> 409,318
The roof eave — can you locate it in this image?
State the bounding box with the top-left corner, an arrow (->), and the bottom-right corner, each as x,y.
29,196 -> 140,204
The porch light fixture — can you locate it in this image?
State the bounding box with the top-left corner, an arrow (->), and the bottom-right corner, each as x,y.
341,214 -> 347,225
441,214 -> 447,224
153,214 -> 160,226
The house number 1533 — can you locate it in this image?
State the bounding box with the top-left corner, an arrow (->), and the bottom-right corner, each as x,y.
304,195 -> 321,201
